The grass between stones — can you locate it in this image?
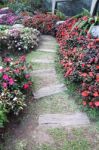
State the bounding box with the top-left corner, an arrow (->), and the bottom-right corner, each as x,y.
35,92 -> 78,114
47,127 -> 99,150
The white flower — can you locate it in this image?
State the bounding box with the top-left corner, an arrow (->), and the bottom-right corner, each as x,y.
10,62 -> 13,66
13,97 -> 17,101
1,93 -> 4,96
0,66 -> 3,70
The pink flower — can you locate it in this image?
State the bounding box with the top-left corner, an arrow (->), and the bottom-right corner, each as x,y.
2,82 -> 7,88
4,57 -> 12,63
23,83 -> 29,89
14,69 -> 20,74
3,74 -> 9,80
5,67 -> 10,72
25,74 -> 30,79
9,78 -> 14,85
19,56 -> 26,62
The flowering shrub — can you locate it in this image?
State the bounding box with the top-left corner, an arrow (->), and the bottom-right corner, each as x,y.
0,7 -> 13,14
56,16 -> 99,109
0,7 -> 20,25
23,13 -> 59,35
0,25 -> 40,54
0,56 -> 33,127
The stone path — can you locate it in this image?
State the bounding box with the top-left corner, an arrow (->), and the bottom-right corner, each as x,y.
3,35 -> 92,150
33,35 -> 90,127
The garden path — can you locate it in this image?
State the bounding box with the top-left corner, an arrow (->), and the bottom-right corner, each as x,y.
3,36 -> 99,150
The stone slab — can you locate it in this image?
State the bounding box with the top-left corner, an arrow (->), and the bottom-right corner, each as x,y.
32,69 -> 55,74
37,49 -> 56,53
32,59 -> 54,64
39,112 -> 90,127
34,84 -> 66,99
41,35 -> 56,40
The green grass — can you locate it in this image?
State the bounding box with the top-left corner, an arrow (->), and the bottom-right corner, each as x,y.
48,128 -> 92,150
34,92 -> 78,114
37,144 -> 55,150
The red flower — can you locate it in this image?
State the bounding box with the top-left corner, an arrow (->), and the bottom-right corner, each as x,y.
96,65 -> 99,69
81,91 -> 89,97
96,74 -> 99,82
93,92 -> 99,97
89,102 -> 94,108
23,83 -> 29,89
89,72 -> 94,77
82,63 -> 85,67
94,101 -> 99,107
81,73 -> 87,77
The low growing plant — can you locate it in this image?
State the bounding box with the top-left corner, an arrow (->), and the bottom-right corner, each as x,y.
0,25 -> 40,54
23,13 -> 59,35
0,55 -> 33,126
56,16 -> 99,109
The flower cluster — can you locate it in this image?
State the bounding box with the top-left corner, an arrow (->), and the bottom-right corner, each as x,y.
23,13 -> 59,35
0,56 -> 33,126
0,7 -> 20,25
0,25 -> 40,54
56,17 -> 99,108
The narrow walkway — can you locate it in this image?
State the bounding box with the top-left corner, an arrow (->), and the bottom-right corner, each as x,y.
3,35 -> 96,150
32,35 -> 89,128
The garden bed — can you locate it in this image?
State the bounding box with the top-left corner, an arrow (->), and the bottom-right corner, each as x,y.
56,15 -> 99,116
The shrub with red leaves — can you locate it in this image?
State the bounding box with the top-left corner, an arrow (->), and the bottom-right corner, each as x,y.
56,16 -> 99,109
23,13 -> 59,35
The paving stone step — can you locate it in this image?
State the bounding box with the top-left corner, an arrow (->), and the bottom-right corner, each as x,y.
41,35 -> 56,41
39,112 -> 90,128
40,42 -> 57,45
34,84 -> 66,99
32,59 -> 54,64
31,69 -> 55,74
37,49 -> 56,53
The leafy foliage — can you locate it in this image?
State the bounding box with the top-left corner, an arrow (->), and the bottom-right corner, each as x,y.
0,56 -> 33,126
56,16 -> 99,109
23,13 -> 59,35
0,25 -> 40,54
